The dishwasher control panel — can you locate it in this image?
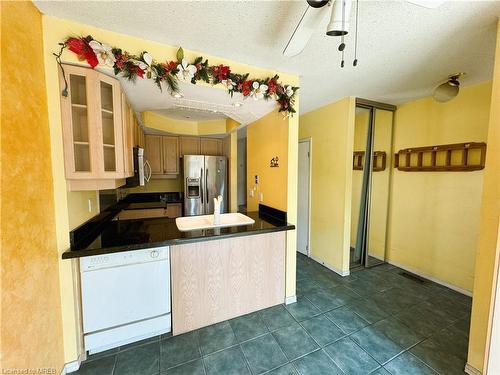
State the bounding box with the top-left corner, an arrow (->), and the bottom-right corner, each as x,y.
80,246 -> 169,272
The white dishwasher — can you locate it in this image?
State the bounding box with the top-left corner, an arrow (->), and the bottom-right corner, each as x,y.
80,246 -> 171,354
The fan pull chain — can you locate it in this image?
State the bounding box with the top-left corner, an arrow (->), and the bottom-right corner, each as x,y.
339,0 -> 346,67
353,0 -> 359,66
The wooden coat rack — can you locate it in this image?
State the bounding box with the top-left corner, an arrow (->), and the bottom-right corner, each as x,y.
394,142 -> 486,172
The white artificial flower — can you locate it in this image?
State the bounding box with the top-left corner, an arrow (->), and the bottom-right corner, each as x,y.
176,58 -> 197,82
251,82 -> 268,100
137,52 -> 153,70
222,78 -> 236,90
285,85 -> 294,98
88,40 -> 116,67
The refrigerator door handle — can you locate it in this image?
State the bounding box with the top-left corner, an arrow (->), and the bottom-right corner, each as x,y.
200,168 -> 203,204
206,168 -> 209,206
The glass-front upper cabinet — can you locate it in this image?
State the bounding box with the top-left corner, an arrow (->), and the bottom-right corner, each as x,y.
59,64 -> 124,183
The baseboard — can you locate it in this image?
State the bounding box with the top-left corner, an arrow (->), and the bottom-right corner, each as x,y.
285,295 -> 297,305
387,259 -> 473,297
464,363 -> 482,375
310,255 -> 350,276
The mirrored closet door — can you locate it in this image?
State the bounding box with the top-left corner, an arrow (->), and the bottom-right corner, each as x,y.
351,99 -> 396,269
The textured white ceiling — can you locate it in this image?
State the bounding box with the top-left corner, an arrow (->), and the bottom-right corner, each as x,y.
117,78 -> 276,124
35,0 -> 500,113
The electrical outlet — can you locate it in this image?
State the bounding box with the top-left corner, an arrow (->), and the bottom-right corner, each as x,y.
88,199 -> 93,212
249,189 -> 254,198
254,175 -> 259,184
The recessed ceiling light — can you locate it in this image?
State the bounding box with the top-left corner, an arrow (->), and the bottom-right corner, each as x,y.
233,102 -> 243,108
172,93 -> 183,98
212,110 -> 218,113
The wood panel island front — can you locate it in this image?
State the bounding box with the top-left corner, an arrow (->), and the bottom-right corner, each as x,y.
171,231 -> 285,335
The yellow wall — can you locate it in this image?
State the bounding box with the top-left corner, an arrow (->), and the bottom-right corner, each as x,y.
299,97 -> 356,274
468,21 -> 500,373
126,178 -> 182,193
142,111 -> 227,135
1,1 -> 64,371
388,81 -> 491,292
246,110 -> 289,212
41,15 -> 299,363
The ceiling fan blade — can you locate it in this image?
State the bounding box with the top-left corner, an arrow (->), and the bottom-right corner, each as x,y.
283,4 -> 330,57
406,0 -> 446,9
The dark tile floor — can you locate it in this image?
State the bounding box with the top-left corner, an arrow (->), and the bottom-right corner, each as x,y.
75,253 -> 472,375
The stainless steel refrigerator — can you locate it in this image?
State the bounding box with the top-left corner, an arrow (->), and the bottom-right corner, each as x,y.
183,155 -> 227,216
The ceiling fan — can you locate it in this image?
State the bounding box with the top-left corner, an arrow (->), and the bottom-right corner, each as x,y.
283,0 -> 446,61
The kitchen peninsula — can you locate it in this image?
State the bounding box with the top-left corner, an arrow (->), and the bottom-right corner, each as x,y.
63,194 -> 294,341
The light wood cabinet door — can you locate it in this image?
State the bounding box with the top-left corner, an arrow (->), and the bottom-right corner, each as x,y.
166,203 -> 182,218
59,65 -> 96,179
162,136 -> 179,174
144,135 -> 163,174
200,138 -> 223,156
96,73 -> 124,179
180,136 -> 200,157
121,93 -> 134,178
59,64 -> 125,183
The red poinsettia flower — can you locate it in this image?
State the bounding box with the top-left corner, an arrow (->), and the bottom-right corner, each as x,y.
278,98 -> 290,110
267,78 -> 278,95
114,53 -> 127,70
66,37 -> 98,68
129,64 -> 145,78
161,61 -> 178,73
239,80 -> 253,96
212,64 -> 231,82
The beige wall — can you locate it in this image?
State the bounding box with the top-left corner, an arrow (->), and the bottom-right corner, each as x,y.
387,81 -> 491,293
299,97 -> 356,274
467,21 -> 500,373
1,1 -> 64,372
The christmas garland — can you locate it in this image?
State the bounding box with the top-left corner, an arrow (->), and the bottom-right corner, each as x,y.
57,36 -> 299,116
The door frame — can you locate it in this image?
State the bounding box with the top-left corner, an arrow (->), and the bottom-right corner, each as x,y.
298,138 -> 312,257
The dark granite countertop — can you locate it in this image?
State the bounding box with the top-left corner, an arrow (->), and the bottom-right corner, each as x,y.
63,208 -> 294,259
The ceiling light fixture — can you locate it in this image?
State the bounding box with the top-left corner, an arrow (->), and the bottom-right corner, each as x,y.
172,93 -> 184,99
233,102 -> 243,108
326,0 -> 352,37
433,73 -> 465,103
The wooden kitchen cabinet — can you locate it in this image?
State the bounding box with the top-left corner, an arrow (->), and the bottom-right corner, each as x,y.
200,138 -> 223,156
115,203 -> 182,220
144,135 -> 163,174
180,136 -> 201,157
162,136 -> 179,174
59,64 -> 125,190
144,134 -> 179,177
121,93 -> 134,178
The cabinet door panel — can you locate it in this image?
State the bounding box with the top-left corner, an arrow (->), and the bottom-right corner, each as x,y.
201,138 -> 223,156
121,94 -> 134,177
144,135 -> 163,174
60,66 -> 97,178
180,136 -> 200,157
162,136 -> 179,174
97,75 -> 123,177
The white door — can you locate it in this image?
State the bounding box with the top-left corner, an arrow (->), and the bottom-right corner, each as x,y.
297,139 -> 311,256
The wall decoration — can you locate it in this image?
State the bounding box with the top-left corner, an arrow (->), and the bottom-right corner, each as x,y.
55,36 -> 299,116
353,151 -> 386,171
270,156 -> 279,168
394,142 -> 486,172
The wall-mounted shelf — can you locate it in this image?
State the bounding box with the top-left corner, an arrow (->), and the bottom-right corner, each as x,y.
394,142 -> 486,172
353,151 -> 387,172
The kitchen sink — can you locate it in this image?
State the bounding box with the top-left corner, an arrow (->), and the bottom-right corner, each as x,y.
175,213 -> 255,232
